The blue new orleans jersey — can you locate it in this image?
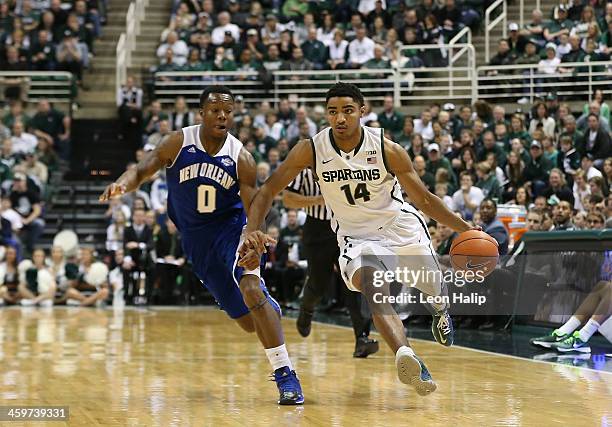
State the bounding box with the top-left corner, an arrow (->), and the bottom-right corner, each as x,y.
166,124 -> 243,231
165,125 -> 279,319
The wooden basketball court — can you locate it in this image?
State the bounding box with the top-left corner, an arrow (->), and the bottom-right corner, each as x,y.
0,307 -> 610,426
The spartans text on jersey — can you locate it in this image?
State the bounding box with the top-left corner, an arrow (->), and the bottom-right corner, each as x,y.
321,168 -> 381,183
178,162 -> 236,189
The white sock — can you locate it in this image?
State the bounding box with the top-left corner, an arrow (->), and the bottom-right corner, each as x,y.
265,344 -> 293,371
557,316 -> 581,335
395,345 -> 415,364
578,319 -> 600,342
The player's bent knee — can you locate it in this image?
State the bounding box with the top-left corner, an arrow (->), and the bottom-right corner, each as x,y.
239,276 -> 265,305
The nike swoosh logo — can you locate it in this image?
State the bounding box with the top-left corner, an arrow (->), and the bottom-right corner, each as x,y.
322,159 -> 334,164
466,261 -> 487,269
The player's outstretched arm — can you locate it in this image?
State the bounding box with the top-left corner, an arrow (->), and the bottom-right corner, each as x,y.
99,131 -> 183,202
384,137 -> 474,233
238,139 -> 313,260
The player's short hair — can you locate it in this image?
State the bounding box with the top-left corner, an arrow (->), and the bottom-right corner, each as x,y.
199,85 -> 234,107
326,82 -> 364,106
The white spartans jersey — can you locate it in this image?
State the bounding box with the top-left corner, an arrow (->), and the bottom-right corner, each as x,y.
312,126 -> 405,238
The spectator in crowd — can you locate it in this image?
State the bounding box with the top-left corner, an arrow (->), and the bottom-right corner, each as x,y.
301,26 -> 327,70
543,168 -> 574,205
414,108 -> 434,142
56,30 -> 84,85
0,245 -> 20,305
106,210 -> 127,253
573,170 -> 591,212
413,154 -> 435,191
452,171 -> 485,220
10,120 -> 37,155
475,161 -> 501,201
143,101 -> 169,136
552,199 -> 576,230
479,199 -> 509,255
281,46 -> 312,78
327,29 -> 349,70
9,172 -> 44,256
117,76 -> 143,146
154,218 -> 184,304
577,114 -> 612,167
377,95 -> 403,137
168,96 -> 195,131
18,248 -> 56,307
348,26 -> 375,68
30,99 -> 70,158
577,101 -> 610,133
157,31 -> 189,66
544,4 -> 573,42
65,247 -> 109,307
210,11 -> 240,45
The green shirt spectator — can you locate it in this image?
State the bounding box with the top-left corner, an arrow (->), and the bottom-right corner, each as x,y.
378,95 -> 404,137
475,162 -> 502,201
282,0 -> 310,19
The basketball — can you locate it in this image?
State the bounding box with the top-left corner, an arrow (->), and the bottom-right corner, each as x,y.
450,230 -> 499,278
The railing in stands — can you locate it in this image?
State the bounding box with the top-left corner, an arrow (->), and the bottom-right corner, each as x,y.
0,71 -> 74,109
485,0 -> 507,63
447,28 -> 475,99
116,0 -> 148,94
477,61 -> 612,104
155,44 -> 479,108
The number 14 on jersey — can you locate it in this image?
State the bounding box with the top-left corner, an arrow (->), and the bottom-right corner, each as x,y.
340,183 -> 371,205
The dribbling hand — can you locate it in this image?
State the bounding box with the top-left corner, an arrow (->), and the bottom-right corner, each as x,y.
99,182 -> 126,202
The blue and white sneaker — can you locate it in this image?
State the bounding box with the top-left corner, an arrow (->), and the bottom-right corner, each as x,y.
396,351 -> 437,396
272,367 -> 304,405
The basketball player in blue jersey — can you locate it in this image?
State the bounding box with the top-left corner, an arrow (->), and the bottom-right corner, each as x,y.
99,86 -> 304,405
240,83 -> 479,396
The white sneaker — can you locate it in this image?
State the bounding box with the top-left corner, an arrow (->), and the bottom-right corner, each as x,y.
20,299 -> 35,306
39,300 -> 53,308
66,299 -> 81,306
395,347 -> 437,396
517,97 -> 529,104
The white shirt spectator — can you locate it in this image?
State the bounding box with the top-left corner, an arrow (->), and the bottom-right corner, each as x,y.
10,131 -> 37,155
317,28 -> 336,45
156,39 -> 189,66
360,112 -> 378,125
573,182 -> 590,211
358,0 -> 385,15
413,119 -> 434,142
348,36 -> 375,65
452,186 -> 485,218
266,122 -> 285,141
327,39 -> 349,62
556,42 -> 571,58
538,56 -> 560,74
440,194 -> 455,211
106,223 -> 125,252
211,23 -> 241,45
584,165 -> 603,180
1,206 -> 23,231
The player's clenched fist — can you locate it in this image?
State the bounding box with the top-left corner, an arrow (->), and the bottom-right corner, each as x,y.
99,182 -> 127,202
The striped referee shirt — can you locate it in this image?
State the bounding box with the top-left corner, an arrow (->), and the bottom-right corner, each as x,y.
286,168 -> 332,220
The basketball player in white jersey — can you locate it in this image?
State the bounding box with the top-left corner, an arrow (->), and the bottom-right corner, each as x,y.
239,83 -> 477,395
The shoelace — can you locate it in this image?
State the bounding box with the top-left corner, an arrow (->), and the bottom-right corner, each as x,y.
437,313 -> 451,336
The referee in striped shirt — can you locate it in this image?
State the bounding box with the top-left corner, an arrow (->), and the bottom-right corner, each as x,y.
284,168 -> 379,358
